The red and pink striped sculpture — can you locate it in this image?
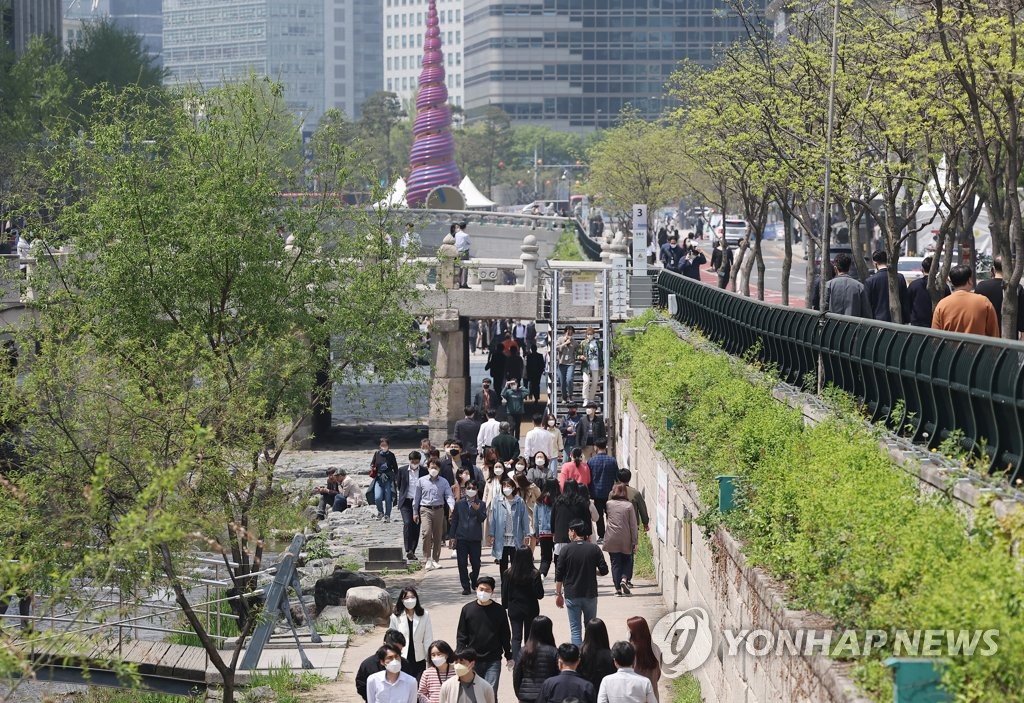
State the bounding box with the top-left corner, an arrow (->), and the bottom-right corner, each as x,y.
405,0 -> 461,207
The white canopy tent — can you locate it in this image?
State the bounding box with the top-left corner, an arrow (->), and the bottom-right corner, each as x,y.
459,176 -> 496,210
372,177 -> 407,209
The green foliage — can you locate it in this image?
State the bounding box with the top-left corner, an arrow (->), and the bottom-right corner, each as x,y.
246,667 -> 329,703
551,228 -> 584,261
78,690 -> 195,703
670,673 -> 702,703
587,108 -> 683,222
633,529 -> 655,579
305,533 -> 332,561
169,590 -> 241,646
615,316 -> 1024,702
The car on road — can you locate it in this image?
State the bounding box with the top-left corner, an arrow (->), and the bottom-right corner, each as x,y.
714,218 -> 750,246
897,256 -> 927,283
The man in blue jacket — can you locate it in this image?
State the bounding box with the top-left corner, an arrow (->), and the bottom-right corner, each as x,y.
586,439 -> 619,543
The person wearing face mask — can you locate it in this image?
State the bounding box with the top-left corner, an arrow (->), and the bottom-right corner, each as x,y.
577,403 -> 607,461
356,629 -> 410,700
491,422 -> 520,463
515,473 -> 541,547
543,413 -> 564,464
533,478 -> 560,579
501,378 -> 527,439
488,478 -> 530,577
438,647 -> 496,703
560,403 -> 582,463
455,579 -> 512,694
365,642 -> 417,703
370,437 -> 400,523
527,452 -> 554,484
396,451 -> 425,561
579,328 -> 602,405
524,413 -> 558,463
414,461 -> 456,570
388,587 -> 433,679
418,640 -> 457,703
450,479 -> 487,594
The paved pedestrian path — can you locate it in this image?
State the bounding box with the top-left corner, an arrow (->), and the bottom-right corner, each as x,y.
316,546 -> 673,703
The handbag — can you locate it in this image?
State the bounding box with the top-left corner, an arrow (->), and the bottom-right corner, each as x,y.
365,479 -> 377,505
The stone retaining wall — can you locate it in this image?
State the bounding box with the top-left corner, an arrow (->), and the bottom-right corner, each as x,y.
613,378 -> 872,703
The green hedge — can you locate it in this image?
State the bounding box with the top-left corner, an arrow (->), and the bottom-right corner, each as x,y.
614,313 -> 1024,702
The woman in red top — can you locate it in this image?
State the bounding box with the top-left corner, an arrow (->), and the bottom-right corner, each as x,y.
558,446 -> 591,491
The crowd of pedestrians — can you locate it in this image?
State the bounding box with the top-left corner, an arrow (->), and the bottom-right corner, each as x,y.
814,251 -> 1019,339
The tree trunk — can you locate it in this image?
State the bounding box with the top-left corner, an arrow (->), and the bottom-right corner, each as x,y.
781,206 -> 793,306
754,232 -> 766,301
846,201 -> 871,282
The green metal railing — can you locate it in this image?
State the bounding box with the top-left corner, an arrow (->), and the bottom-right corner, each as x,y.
657,270 -> 1024,481
574,219 -> 603,261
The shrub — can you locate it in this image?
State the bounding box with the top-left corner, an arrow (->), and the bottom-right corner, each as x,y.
614,314 -> 1024,702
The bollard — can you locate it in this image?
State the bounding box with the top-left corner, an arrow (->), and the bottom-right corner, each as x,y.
715,475 -> 739,513
884,658 -> 951,703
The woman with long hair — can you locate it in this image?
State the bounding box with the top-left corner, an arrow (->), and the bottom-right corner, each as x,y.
512,615 -> 558,703
551,479 -> 594,570
603,482 -> 639,596
515,473 -> 541,548
417,640 -> 456,703
501,546 -> 544,659
558,446 -> 591,490
386,586 -> 433,679
578,617 -> 616,692
627,615 -> 663,700
482,460 -> 507,560
489,477 -> 530,576
543,413 -> 564,466
533,478 -> 560,578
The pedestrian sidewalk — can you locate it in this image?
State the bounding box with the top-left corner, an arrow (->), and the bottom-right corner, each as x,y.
324,546 -> 673,703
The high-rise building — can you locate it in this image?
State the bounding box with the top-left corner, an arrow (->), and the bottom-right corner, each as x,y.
163,0 -> 381,128
2,0 -> 62,55
383,0 -> 462,110
463,0 -> 753,132
64,0 -> 163,63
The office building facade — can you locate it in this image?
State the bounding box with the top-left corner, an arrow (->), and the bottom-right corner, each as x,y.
463,0 -> 752,131
3,0 -> 62,55
64,0 -> 163,63
163,0 -> 381,128
384,0 -> 463,110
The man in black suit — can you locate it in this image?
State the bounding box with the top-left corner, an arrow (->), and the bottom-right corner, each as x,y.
864,249 -> 909,322
536,643 -> 596,703
396,451 -> 427,560
473,378 -> 500,421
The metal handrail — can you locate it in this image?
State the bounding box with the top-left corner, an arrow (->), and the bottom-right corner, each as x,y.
657,270 -> 1024,481
574,219 -> 602,261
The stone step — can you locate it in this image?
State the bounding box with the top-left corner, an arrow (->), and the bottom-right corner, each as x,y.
364,560 -> 410,572
367,547 -> 405,562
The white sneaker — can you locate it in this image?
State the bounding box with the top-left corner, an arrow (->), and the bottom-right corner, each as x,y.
425,560 -> 436,570
433,560 -> 442,569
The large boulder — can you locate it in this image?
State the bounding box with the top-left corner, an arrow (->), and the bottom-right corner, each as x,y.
345,586 -> 392,625
313,568 -> 386,613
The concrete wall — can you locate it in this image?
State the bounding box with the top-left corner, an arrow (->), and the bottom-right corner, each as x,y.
613,378 -> 871,703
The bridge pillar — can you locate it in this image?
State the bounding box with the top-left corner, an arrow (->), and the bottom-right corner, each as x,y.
428,309 -> 469,445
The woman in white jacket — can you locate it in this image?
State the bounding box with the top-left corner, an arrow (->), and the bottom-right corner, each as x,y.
387,586 -> 433,679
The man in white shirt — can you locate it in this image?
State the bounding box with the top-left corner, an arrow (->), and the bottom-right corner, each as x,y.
454,223 -> 471,288
477,409 -> 501,451
597,642 -> 657,703
366,642 -> 418,703
523,413 -> 557,460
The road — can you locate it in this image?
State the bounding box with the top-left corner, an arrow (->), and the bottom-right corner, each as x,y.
689,237 -> 810,306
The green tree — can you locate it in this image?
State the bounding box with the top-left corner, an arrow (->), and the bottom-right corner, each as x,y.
358,91 -> 405,184
65,18 -> 165,122
587,109 -> 683,229
1,78 -> 420,702
456,106 -> 512,197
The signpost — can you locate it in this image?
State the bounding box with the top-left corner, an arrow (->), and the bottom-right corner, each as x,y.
632,204 -> 648,276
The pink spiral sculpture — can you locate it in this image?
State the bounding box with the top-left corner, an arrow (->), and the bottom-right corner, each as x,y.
405,0 -> 460,207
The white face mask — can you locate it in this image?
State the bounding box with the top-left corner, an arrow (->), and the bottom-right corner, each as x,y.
403,598 -> 418,610
502,487 -> 514,497
385,659 -> 402,674
537,458 -> 547,467
587,409 -> 596,416
432,656 -> 447,668
515,465 -> 526,472
410,463 -> 420,470
476,590 -> 492,603
494,467 -> 504,476
465,489 -> 477,498
453,663 -> 471,677
547,420 -> 556,427
428,468 -> 439,478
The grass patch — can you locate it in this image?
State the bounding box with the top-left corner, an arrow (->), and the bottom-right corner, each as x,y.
168,590 -> 240,647
670,673 -> 702,703
247,666 -> 329,703
634,529 -> 655,579
551,228 -> 584,261
615,311 -> 1024,702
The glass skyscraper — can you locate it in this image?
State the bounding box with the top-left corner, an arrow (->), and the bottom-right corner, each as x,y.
463,0 -> 754,131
